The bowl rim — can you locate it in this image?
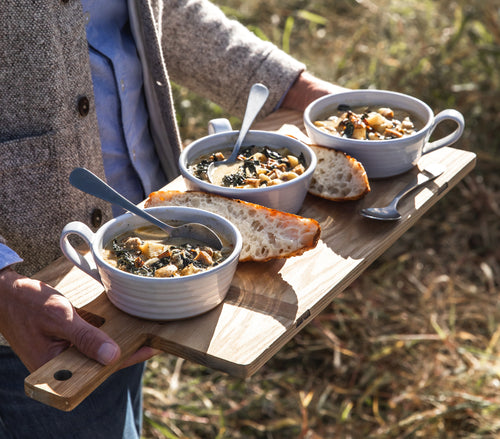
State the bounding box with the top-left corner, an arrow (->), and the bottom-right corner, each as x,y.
179,129 -> 318,193
303,89 -> 435,146
90,206 -> 242,283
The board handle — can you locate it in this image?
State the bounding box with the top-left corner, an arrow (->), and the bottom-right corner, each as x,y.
24,299 -> 149,411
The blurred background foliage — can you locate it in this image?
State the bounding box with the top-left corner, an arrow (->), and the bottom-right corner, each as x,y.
146,1 -> 500,437
173,0 -> 499,162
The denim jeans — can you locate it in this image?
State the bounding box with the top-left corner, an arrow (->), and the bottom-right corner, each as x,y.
0,346 -> 145,439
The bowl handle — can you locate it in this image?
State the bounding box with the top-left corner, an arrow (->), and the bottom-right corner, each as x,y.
60,221 -> 101,283
423,109 -> 465,155
208,118 -> 232,135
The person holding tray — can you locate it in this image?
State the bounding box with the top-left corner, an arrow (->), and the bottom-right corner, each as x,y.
0,0 -> 345,437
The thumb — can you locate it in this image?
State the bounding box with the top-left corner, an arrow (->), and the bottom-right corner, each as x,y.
67,313 -> 121,365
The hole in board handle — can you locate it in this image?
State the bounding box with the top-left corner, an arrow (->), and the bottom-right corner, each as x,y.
54,369 -> 73,381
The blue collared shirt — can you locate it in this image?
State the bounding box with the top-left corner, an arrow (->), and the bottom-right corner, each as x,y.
0,0 -> 167,271
82,0 -> 167,205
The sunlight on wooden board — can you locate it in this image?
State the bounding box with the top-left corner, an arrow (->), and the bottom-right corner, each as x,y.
26,110 -> 476,411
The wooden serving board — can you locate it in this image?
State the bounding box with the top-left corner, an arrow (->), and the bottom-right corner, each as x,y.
24,110 -> 476,411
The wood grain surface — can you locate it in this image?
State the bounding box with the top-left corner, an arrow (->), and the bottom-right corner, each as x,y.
24,110 -> 476,411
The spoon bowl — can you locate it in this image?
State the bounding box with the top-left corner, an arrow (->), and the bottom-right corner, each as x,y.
69,167 -> 223,249
207,83 -> 269,184
360,163 -> 445,221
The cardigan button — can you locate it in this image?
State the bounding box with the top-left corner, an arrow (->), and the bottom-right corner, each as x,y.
91,208 -> 103,228
77,96 -> 90,117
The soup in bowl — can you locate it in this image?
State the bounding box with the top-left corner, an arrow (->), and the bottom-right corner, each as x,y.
304,89 -> 464,178
60,206 -> 242,320
179,118 -> 317,214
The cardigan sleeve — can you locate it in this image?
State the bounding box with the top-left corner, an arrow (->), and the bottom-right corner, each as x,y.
159,0 -> 306,119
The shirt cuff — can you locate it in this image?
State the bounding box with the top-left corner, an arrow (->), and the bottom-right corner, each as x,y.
0,243 -> 23,271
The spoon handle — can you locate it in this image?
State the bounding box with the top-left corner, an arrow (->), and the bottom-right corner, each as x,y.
390,174 -> 431,207
227,83 -> 269,162
390,164 -> 444,208
69,168 -> 173,233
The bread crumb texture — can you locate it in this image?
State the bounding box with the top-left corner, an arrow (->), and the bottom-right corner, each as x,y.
308,145 -> 370,201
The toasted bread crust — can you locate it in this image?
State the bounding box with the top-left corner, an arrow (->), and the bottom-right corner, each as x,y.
145,190 -> 321,262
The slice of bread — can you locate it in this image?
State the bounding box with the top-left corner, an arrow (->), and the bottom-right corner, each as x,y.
145,191 -> 321,262
308,144 -> 370,201
277,124 -> 370,201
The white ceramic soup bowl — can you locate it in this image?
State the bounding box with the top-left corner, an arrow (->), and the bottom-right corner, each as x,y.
304,89 -> 464,178
179,118 -> 317,214
60,206 -> 242,320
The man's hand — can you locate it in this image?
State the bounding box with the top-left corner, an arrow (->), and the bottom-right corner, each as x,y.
0,267 -> 124,372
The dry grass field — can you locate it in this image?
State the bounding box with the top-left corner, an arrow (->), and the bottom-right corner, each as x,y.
142,1 -> 500,437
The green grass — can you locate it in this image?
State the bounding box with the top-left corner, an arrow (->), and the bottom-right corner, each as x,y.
144,1 -> 500,437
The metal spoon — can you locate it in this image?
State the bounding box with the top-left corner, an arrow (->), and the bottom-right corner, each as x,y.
69,167 -> 223,249
207,83 -> 269,185
359,163 -> 446,221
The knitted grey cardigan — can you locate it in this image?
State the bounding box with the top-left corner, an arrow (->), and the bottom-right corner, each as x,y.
0,0 -> 304,278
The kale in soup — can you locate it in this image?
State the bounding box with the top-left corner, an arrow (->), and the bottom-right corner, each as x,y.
189,145 -> 306,188
314,105 -> 420,140
103,226 -> 229,278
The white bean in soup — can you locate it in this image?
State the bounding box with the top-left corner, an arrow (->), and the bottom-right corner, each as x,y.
102,225 -> 232,278
314,105 -> 421,140
188,145 -> 307,188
